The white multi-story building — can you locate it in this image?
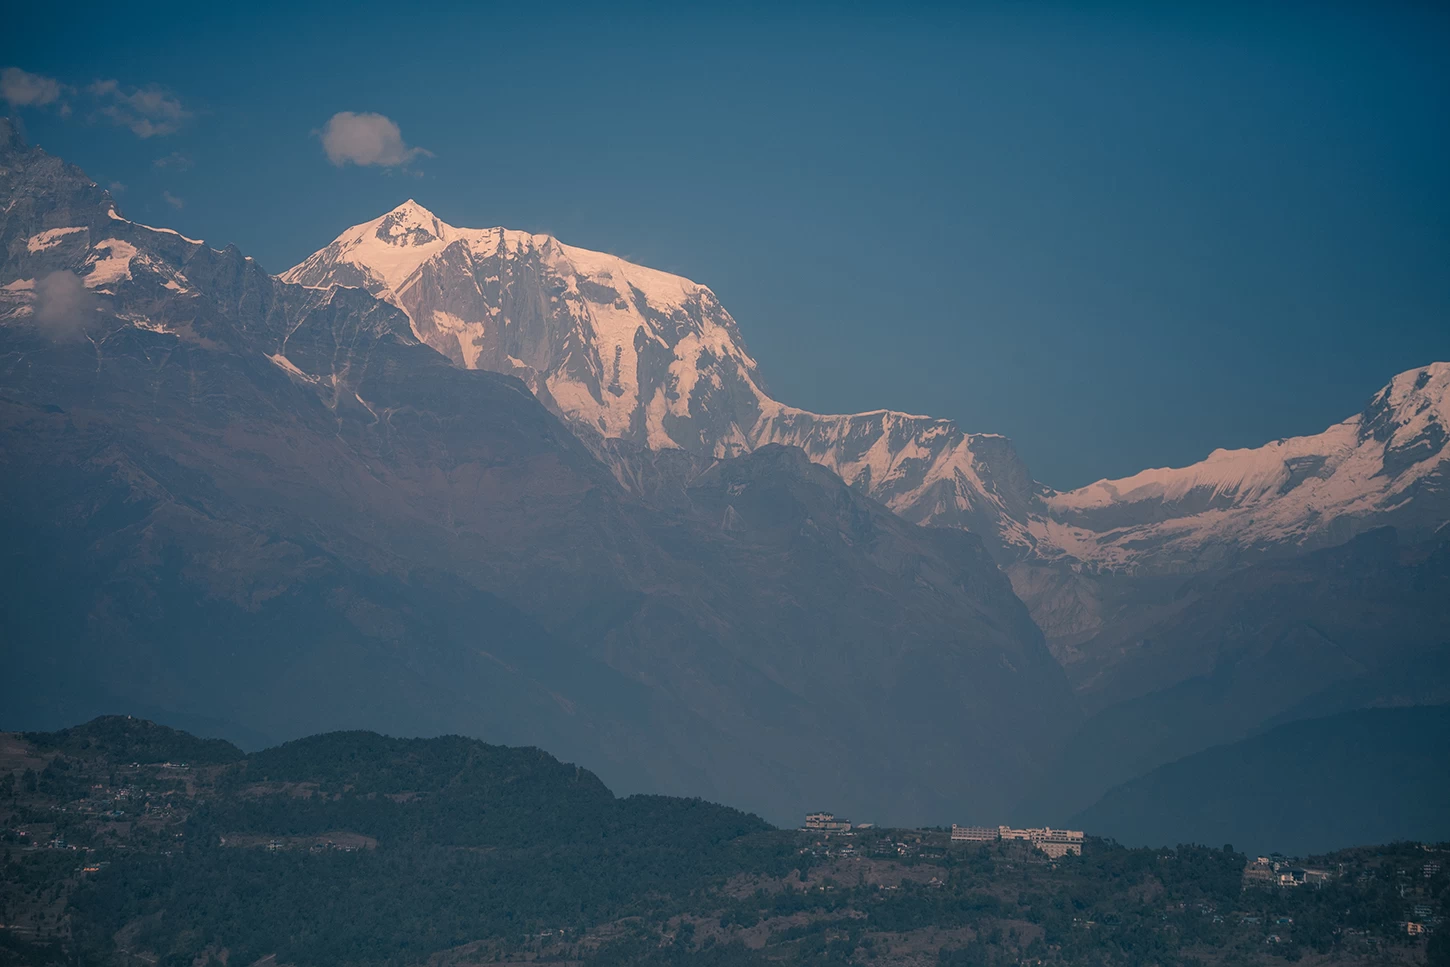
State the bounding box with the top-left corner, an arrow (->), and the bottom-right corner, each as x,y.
803,811 -> 852,833
1033,827 -> 1084,858
953,824 -> 1083,856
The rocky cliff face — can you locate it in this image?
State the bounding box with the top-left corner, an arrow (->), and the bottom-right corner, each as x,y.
0,120 -> 1075,826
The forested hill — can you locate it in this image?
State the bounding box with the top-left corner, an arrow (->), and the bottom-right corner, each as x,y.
23,716 -> 247,768
1,717 -> 1447,967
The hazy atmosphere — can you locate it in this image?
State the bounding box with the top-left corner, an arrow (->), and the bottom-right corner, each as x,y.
2,4 -> 1448,966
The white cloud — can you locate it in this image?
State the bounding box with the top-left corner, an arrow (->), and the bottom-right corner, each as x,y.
2,67 -> 65,107
319,112 -> 431,168
34,271 -> 96,340
88,79 -> 188,138
162,190 -> 184,210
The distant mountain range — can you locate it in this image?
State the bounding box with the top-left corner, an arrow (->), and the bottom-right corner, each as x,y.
287,201 -> 1449,571
0,118 -> 1073,827
279,198 -> 1450,832
2,116 -> 1448,845
1072,703 -> 1450,856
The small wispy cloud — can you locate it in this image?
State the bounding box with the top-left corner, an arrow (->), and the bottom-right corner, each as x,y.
318,112 -> 431,168
152,151 -> 193,171
2,66 -> 69,110
34,270 -> 97,341
88,79 -> 189,138
3,68 -> 192,138
108,181 -> 127,194
162,190 -> 184,210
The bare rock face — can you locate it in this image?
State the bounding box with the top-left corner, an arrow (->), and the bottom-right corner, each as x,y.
0,119 -> 1076,827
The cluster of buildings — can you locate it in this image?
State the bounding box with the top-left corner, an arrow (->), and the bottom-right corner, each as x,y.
802,812 -> 876,833
1403,904 -> 1438,935
256,838 -> 361,853
950,824 -> 1084,858
1242,856 -> 1332,889
1402,862 -> 1443,936
803,812 -> 853,834
801,812 -> 1083,858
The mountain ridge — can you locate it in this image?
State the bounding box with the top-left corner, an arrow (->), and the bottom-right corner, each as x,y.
281,200 -> 1049,554
1036,361 -> 1450,570
284,199 -> 1450,572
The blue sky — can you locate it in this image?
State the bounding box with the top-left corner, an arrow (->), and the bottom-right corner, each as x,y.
4,2 -> 1448,487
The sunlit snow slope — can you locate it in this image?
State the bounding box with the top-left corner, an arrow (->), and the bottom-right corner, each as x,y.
1038,363 -> 1450,568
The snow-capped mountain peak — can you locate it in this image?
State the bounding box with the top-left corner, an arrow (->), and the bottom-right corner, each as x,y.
1360,360 -> 1450,459
283,206 -> 767,447
292,199 -> 455,299
367,200 -> 453,258
376,198 -> 448,239
282,205 -> 1042,551
1035,362 -> 1450,568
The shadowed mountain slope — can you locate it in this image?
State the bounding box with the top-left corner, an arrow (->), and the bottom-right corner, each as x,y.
1071,704 -> 1450,856
1018,528 -> 1450,819
0,119 -> 1073,826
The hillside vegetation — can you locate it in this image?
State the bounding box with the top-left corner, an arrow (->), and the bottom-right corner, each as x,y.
0,717 -> 1446,967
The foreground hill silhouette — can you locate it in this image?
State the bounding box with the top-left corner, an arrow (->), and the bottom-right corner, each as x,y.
1,717 -> 1446,966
